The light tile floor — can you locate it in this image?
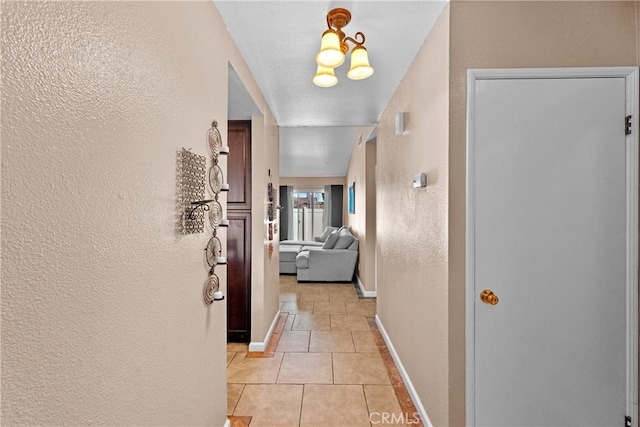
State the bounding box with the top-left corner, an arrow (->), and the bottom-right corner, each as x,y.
227,275 -> 419,427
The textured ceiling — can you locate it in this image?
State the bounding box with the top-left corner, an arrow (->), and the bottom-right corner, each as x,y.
216,0 -> 448,176
280,126 -> 359,176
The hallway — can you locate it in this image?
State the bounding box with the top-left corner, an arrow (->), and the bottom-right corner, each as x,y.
226,276 -> 420,427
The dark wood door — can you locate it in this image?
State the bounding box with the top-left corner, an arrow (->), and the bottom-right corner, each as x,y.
226,120 -> 252,342
227,121 -> 252,210
226,211 -> 251,342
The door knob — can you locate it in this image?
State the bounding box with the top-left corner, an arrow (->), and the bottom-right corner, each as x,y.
480,289 -> 499,305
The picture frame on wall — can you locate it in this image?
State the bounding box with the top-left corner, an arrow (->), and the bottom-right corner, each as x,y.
348,182 -> 355,214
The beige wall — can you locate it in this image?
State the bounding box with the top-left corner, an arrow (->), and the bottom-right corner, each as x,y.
250,114 -> 280,344
374,2 -> 639,425
365,141 -> 377,293
376,6 -> 451,426
1,2 -> 274,425
346,126 -> 377,292
346,137 -> 365,284
447,2 -> 640,425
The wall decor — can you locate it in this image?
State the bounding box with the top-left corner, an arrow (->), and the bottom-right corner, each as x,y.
202,119 -> 230,306
203,274 -> 222,305
208,199 -> 224,228
208,120 -> 223,157
179,148 -> 207,234
265,173 -> 277,242
209,164 -> 224,194
205,236 -> 225,269
348,182 -> 355,214
188,199 -> 214,220
268,203 -> 274,222
268,182 -> 274,201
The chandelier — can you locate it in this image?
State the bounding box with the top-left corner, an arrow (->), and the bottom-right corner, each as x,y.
313,8 -> 374,88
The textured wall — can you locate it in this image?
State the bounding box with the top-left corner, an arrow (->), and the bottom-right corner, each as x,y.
375,6 -> 450,426
346,137 -> 366,286
345,127 -> 376,293
448,2 -> 640,425
250,113 -> 280,344
364,141 -> 376,293
1,2 -> 273,425
261,114 -> 280,342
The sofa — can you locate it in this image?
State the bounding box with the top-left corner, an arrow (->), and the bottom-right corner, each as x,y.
279,226 -> 336,273
279,226 -> 359,282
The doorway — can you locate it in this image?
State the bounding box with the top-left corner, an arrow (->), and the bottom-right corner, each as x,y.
227,63 -> 261,343
226,120 -> 251,342
466,67 -> 638,426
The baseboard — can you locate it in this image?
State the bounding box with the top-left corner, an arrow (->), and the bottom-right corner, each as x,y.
356,274 -> 377,298
248,310 -> 281,352
375,315 -> 433,427
223,419 -> 231,427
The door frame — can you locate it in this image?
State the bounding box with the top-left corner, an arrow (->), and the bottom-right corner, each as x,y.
465,67 -> 639,425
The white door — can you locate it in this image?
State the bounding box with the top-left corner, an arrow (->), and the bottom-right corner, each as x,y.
467,68 -> 638,427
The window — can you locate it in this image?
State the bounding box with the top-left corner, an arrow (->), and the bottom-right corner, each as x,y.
292,189 -> 324,241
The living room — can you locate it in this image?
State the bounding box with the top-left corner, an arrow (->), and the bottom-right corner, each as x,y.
278,127 -> 377,298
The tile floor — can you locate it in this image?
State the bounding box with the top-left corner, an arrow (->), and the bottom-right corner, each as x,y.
226,275 -> 421,427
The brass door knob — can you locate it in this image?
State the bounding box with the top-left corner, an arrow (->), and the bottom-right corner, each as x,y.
480,289 -> 499,305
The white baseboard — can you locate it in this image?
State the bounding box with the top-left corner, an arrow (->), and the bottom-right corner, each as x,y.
375,315 -> 433,427
248,310 -> 281,352
223,419 -> 231,427
356,274 -> 377,298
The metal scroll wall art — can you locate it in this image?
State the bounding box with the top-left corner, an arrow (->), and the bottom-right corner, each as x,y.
180,120 -> 230,306
202,120 -> 230,305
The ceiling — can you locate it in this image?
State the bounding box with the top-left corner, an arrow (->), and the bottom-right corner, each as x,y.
216,0 -> 447,177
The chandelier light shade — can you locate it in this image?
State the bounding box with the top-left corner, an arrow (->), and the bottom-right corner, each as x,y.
312,8 -> 374,87
316,30 -> 345,68
312,65 -> 338,87
347,45 -> 374,80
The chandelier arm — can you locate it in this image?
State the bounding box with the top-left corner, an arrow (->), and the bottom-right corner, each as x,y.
343,32 -> 366,47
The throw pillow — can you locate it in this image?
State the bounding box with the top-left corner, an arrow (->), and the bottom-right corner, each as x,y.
322,229 -> 341,249
334,228 -> 355,249
319,226 -> 337,241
